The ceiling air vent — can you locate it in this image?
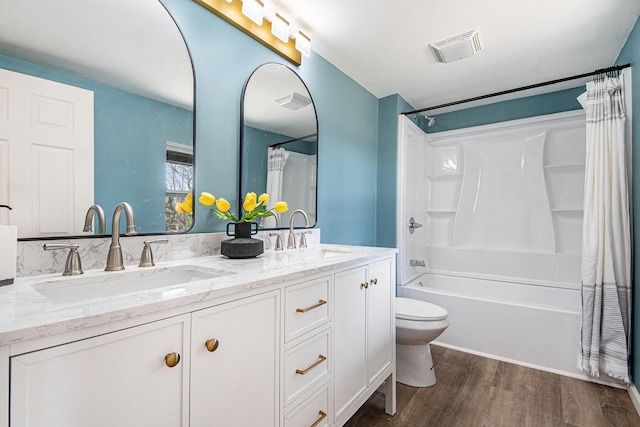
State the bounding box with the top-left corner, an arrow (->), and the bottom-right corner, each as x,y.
429,28 -> 484,63
274,92 -> 311,110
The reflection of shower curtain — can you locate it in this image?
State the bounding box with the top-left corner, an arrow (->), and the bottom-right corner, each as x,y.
263,147 -> 289,228
578,74 -> 631,383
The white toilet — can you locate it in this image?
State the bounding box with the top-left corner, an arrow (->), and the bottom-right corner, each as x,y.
395,297 -> 449,387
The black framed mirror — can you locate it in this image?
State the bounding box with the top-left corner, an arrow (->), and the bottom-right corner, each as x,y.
0,0 -> 195,239
239,63 -> 318,229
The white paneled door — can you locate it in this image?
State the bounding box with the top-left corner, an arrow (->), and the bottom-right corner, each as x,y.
0,68 -> 93,237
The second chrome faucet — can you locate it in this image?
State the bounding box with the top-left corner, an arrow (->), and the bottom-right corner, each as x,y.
287,209 -> 311,249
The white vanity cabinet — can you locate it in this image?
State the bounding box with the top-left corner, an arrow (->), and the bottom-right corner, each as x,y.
190,291 -> 280,426
281,276 -> 332,426
10,315 -> 190,427
9,291 -> 280,427
3,248 -> 397,427
333,258 -> 395,425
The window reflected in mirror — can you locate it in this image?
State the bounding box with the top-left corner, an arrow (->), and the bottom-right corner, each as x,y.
165,142 -> 194,232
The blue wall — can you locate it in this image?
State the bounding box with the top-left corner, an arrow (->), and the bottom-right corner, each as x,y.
161,0 -> 379,245
615,16 -> 640,382
0,53 -> 193,233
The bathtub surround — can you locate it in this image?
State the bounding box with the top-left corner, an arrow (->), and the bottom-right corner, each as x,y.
395,111 -> 630,386
16,229 -> 321,277
579,74 -> 632,383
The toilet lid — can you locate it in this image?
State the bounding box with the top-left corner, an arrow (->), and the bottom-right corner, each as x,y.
396,297 -> 448,321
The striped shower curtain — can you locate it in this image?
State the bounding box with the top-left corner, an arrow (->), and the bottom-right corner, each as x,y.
578,74 -> 631,383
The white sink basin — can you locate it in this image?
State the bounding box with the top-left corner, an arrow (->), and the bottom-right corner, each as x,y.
291,246 -> 365,258
32,265 -> 233,304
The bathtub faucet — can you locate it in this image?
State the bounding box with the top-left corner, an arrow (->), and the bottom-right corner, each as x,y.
410,259 -> 426,267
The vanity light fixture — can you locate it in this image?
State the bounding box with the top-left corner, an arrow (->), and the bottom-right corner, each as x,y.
271,13 -> 290,43
295,31 -> 311,57
241,0 -> 263,26
193,0 -> 310,66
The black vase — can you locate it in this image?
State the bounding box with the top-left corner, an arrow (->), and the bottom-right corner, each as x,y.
220,222 -> 264,258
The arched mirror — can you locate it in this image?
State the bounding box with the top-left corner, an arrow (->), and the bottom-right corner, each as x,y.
0,0 -> 194,239
240,63 -> 318,229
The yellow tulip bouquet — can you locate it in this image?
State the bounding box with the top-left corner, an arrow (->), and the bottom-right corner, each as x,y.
197,191 -> 288,223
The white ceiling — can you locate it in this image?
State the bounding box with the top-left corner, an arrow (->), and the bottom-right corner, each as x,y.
271,0 -> 640,113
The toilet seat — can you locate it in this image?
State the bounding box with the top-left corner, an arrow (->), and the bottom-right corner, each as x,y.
396,297 -> 447,321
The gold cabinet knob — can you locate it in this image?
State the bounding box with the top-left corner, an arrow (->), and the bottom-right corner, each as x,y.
370,278 -> 378,286
205,338 -> 220,352
360,282 -> 368,289
164,352 -> 181,368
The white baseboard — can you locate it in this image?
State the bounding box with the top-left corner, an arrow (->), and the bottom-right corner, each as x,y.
629,382 -> 640,417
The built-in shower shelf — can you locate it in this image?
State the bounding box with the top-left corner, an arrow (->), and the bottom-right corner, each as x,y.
427,172 -> 463,180
544,163 -> 585,172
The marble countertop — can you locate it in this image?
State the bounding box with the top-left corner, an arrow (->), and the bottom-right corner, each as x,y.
0,244 -> 396,346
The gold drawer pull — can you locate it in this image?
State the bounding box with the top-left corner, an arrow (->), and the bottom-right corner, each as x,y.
164,352 -> 181,368
295,354 -> 327,375
360,282 -> 368,289
205,338 -> 219,352
296,299 -> 327,313
370,278 -> 378,286
310,410 -> 327,427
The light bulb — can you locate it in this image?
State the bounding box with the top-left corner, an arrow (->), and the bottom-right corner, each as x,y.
271,13 -> 290,43
295,31 -> 311,56
241,0 -> 263,26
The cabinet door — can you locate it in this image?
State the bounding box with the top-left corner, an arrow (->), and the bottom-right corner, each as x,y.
10,315 -> 189,427
333,266 -> 367,421
366,259 -> 394,384
190,291 -> 280,427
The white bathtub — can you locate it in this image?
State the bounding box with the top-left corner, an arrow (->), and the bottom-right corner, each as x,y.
398,273 -> 622,387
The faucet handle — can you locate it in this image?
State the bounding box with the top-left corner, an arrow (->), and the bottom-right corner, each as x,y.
43,244 -> 83,276
299,231 -> 312,248
268,233 -> 283,251
139,239 -> 168,267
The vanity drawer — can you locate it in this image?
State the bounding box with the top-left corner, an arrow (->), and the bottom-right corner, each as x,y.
284,384 -> 330,427
284,328 -> 331,407
285,276 -> 331,342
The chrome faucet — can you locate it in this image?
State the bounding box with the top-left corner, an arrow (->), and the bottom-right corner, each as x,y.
287,209 -> 310,249
266,208 -> 284,251
83,204 -> 106,234
105,202 -> 137,271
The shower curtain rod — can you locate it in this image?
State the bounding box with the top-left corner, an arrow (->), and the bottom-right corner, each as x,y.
269,133 -> 318,148
402,63 -> 631,116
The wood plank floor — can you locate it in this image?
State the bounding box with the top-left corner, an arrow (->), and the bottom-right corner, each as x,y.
344,346 -> 640,427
